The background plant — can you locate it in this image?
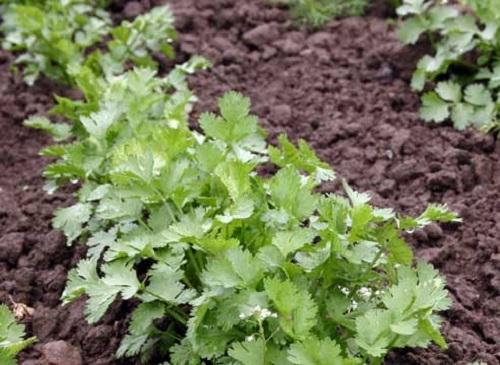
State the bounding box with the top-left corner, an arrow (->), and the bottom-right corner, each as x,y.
0,305 -> 36,365
0,0 -> 111,84
397,0 -> 500,132
0,0 -> 177,85
270,0 -> 369,27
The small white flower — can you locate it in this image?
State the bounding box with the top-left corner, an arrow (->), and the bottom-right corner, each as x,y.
358,287 -> 372,300
259,308 -> 272,320
340,287 -> 350,296
240,305 -> 277,321
348,299 -> 358,312
246,335 -> 255,342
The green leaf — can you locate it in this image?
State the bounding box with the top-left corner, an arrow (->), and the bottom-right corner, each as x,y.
95,196 -> 143,221
53,203 -> 92,244
63,259 -> 141,324
412,204 -> 461,228
216,198 -> 254,224
170,339 -> 201,365
435,81 -> 462,102
420,92 -> 449,122
0,305 -> 36,364
398,17 -> 428,44
144,264 -> 196,304
355,309 -> 392,357
215,160 -> 253,201
200,92 -> 259,144
294,242 -> 331,273
169,207 -> 212,239
382,225 -> 413,265
24,116 -> 72,141
464,84 -> 493,106
390,319 -> 418,335
117,302 -> 165,358
228,338 -> 266,365
264,277 -> 318,340
272,228 -> 315,257
396,0 -> 427,16
195,237 -> 240,255
288,337 -> 358,365
80,106 -> 120,139
428,5 -> 459,26
418,318 -> 447,349
101,261 -> 141,300
202,248 -> 264,289
270,166 -> 318,221
269,135 -> 334,181
451,103 -> 474,130
342,180 -> 371,207
411,69 -> 426,91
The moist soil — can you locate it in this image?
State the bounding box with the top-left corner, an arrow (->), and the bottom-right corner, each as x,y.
0,0 -> 498,364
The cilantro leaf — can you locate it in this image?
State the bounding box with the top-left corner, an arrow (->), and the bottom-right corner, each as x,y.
420,92 -> 450,122
200,92 -> 259,144
288,337 -> 359,365
23,116 -> 72,141
435,81 -> 462,102
0,305 -> 36,365
52,203 -> 93,244
270,166 -> 318,221
264,277 -> 318,340
117,302 -> 165,358
269,135 -> 334,182
272,228 -> 315,257
228,338 -> 266,365
202,248 -> 264,289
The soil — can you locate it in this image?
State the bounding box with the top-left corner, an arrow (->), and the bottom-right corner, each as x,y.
0,0 -> 498,364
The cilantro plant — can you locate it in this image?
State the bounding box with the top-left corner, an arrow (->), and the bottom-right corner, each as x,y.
0,0 -> 111,84
397,0 -> 500,131
83,6 -> 178,79
0,305 -> 36,365
270,0 -> 368,27
30,65 -> 459,363
0,1 -> 177,85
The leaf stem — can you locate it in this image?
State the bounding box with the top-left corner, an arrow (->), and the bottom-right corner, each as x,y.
187,248 -> 203,276
142,289 -> 188,325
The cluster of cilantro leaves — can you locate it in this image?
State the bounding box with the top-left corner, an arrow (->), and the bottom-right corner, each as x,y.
1,0 -> 461,363
35,76 -> 458,363
0,305 -> 36,365
270,0 -> 368,27
0,0 -> 176,85
397,0 -> 500,132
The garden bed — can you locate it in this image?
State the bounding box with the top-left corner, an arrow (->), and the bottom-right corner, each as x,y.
0,0 -> 498,364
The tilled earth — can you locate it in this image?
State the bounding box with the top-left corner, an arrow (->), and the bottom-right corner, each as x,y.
0,0 -> 498,364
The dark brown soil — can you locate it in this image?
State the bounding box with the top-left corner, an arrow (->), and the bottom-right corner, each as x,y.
0,0 -> 498,364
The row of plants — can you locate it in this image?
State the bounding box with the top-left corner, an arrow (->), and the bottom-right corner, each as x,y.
270,0 -> 369,27
0,0 -> 177,85
1,0 -> 463,364
3,0 -> 498,131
